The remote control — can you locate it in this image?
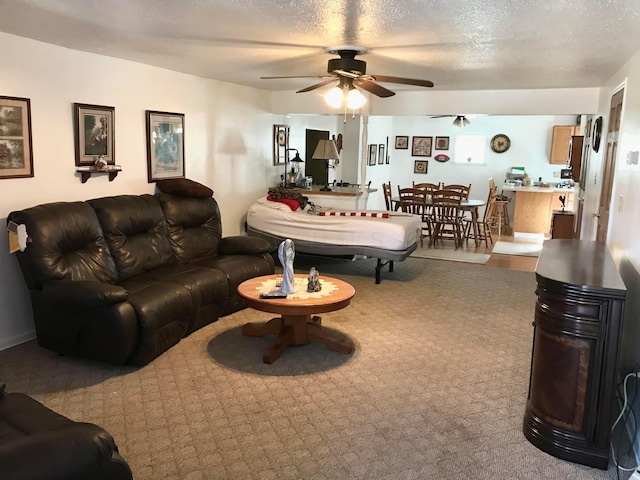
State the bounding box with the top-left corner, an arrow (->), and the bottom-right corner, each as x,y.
259,292 -> 288,299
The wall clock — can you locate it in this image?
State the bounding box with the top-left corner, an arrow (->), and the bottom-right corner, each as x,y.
490,134 -> 511,153
592,116 -> 602,153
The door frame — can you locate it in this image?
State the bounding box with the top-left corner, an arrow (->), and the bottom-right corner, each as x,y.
596,83 -> 625,242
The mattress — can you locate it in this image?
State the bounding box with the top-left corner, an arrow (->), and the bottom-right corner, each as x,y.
246,197 -> 421,251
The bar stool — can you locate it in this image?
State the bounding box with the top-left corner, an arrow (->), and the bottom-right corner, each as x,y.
491,198 -> 511,236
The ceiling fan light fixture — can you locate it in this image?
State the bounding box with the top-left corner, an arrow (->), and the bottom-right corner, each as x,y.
453,115 -> 470,127
347,86 -> 366,109
324,86 -> 344,108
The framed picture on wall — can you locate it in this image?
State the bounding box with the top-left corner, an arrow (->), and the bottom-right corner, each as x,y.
0,95 -> 34,179
395,135 -> 409,149
74,103 -> 115,167
145,110 -> 185,182
414,160 -> 428,174
435,136 -> 450,150
412,136 -> 432,157
378,144 -> 385,165
368,144 -> 377,166
273,124 -> 289,165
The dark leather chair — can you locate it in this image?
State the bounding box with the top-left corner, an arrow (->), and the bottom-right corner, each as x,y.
0,380 -> 132,480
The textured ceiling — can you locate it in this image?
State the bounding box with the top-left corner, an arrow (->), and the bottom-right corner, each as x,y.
1,0 -> 639,93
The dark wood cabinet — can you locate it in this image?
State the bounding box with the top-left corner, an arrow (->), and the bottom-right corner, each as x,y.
523,240 -> 626,469
551,210 -> 574,239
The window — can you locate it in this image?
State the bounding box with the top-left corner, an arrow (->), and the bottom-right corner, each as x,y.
454,135 -> 486,164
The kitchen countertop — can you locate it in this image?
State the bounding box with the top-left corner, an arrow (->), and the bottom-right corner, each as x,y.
502,185 -> 577,194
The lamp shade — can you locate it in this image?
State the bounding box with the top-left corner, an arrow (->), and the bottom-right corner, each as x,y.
312,139 -> 340,160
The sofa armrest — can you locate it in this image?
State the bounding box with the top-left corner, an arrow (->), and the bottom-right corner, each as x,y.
219,236 -> 271,255
0,423 -> 133,480
42,280 -> 129,307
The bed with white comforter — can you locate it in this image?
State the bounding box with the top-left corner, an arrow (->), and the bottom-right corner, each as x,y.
246,197 -> 421,283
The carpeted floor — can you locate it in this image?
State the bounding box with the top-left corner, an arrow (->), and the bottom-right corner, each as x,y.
0,257 -> 635,479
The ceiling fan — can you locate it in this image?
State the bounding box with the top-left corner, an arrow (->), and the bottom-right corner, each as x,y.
260,46 -> 434,99
431,115 -> 471,127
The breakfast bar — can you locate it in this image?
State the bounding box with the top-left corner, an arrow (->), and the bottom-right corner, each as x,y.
502,185 -> 576,236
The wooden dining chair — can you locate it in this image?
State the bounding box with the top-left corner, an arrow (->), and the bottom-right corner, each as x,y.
412,182 -> 441,194
443,183 -> 471,200
398,187 -> 431,246
382,182 -> 399,211
464,186 -> 498,246
430,189 -> 465,248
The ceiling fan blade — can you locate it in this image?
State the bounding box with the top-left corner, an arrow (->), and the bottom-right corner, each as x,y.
261,75 -> 333,79
368,74 -> 434,88
296,78 -> 338,93
353,79 -> 395,98
430,115 -> 455,118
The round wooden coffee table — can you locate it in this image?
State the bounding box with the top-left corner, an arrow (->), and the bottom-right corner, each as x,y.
237,274 -> 355,363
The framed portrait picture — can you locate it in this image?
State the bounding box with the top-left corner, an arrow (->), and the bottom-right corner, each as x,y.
378,144 -> 385,165
412,136 -> 432,157
273,124 -> 289,165
145,110 -> 185,183
395,135 -> 409,149
74,103 -> 114,167
414,160 -> 428,174
368,144 -> 377,166
435,136 -> 450,150
0,96 -> 34,179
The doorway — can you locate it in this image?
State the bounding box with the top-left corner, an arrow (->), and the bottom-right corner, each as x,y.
305,129 -> 329,186
596,87 -> 624,242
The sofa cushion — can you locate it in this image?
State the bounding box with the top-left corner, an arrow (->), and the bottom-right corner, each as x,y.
156,178 -> 213,198
157,193 -> 222,262
8,202 -> 118,289
88,195 -> 175,281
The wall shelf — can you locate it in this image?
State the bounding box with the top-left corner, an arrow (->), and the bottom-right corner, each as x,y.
76,166 -> 122,183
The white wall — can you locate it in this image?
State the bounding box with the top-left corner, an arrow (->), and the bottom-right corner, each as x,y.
0,32 -> 279,349
364,114 -> 578,211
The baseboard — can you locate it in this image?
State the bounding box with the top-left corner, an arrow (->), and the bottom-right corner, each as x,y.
0,331 -> 35,352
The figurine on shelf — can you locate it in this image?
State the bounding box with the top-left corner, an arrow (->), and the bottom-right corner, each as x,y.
94,155 -> 108,171
559,195 -> 566,212
307,267 -> 321,292
277,238 -> 296,294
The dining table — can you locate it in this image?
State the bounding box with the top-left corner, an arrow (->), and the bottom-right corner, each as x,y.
392,197 -> 487,247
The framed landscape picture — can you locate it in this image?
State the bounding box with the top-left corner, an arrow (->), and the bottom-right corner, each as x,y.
74,103 -> 115,166
435,136 -> 450,150
412,136 -> 432,157
368,144 -> 377,166
395,135 -> 409,149
0,96 -> 34,179
146,110 -> 185,182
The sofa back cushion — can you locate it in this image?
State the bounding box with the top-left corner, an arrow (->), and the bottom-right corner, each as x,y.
88,195 -> 174,280
8,202 -> 118,289
156,193 -> 222,263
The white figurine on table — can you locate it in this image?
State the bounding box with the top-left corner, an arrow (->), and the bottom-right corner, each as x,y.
277,238 -> 296,294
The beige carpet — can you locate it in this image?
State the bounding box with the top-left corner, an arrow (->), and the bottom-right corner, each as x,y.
492,240 -> 543,257
0,257 -> 632,479
410,245 -> 491,264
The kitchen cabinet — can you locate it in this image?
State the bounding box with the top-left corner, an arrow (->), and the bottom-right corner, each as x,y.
550,210 -> 574,239
503,186 -> 575,235
523,240 -> 626,469
550,125 -> 580,164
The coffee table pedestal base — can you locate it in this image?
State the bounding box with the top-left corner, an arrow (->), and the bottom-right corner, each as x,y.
242,315 -> 354,364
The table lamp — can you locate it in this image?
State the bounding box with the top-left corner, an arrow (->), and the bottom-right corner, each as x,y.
285,148 -> 303,187
312,139 -> 340,191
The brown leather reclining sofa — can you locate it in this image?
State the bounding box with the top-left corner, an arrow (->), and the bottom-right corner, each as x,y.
8,183 -> 274,366
0,379 -> 133,479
